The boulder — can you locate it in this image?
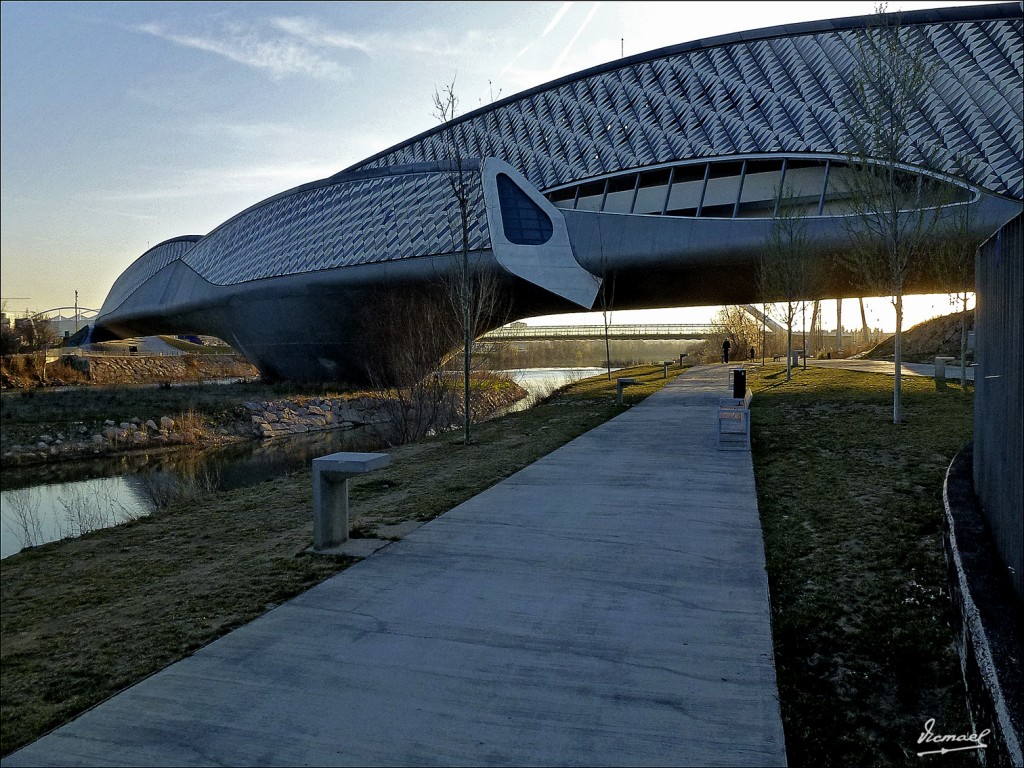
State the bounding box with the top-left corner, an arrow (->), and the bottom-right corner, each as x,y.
336,407 -> 362,423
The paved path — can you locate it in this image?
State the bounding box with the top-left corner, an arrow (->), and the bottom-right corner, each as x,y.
805,358 -> 974,380
5,365 -> 787,767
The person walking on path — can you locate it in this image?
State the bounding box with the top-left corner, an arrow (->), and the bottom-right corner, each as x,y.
722,339 -> 731,363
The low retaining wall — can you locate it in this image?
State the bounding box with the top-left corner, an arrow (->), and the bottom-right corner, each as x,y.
82,355 -> 258,385
943,445 -> 1023,768
0,353 -> 259,388
245,396 -> 388,437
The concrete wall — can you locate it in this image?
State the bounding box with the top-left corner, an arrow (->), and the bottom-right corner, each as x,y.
973,212 -> 1023,599
945,447 -> 1024,768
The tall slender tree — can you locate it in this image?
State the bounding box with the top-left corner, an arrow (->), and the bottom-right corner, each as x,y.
595,217 -> 616,380
759,185 -> 816,381
839,3 -> 947,422
432,78 -> 508,442
433,78 -> 476,444
930,156 -> 981,388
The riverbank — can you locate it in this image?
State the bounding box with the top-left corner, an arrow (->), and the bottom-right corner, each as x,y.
0,364 -> 684,756
0,373 -> 526,468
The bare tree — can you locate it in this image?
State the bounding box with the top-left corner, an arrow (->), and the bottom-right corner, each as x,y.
759,185 -> 816,381
433,80 -> 510,441
595,217 -> 616,380
438,265 -> 508,406
433,77 -> 477,444
21,315 -> 59,384
839,3 -> 948,422
359,284 -> 461,446
712,306 -> 760,363
930,160 -> 980,388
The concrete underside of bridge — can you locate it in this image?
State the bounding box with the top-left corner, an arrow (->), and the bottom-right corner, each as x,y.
93,190 -> 1020,384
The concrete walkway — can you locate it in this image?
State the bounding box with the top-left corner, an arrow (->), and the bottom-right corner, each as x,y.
5,365 -> 787,767
808,357 -> 975,380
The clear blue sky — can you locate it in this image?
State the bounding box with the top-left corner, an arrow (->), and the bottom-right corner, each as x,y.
0,1 -> 990,329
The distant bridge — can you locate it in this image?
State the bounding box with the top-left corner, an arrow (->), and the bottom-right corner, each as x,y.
479,324 -> 730,342
28,307 -> 99,322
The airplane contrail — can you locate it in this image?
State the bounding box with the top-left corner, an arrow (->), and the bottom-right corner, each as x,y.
552,2 -> 602,72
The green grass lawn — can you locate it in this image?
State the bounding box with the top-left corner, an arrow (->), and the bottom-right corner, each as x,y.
747,364 -> 974,767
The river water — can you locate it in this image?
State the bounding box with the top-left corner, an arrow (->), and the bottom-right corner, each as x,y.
0,368 -> 606,558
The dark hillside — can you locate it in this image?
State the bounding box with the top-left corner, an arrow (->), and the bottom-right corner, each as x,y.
865,310 -> 974,364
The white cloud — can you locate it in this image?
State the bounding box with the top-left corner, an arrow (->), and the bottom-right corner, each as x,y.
270,16 -> 373,55
134,13 -> 500,83
378,28 -> 492,60
136,20 -> 351,80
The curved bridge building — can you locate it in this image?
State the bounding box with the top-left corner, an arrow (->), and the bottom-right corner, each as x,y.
95,3 -> 1023,382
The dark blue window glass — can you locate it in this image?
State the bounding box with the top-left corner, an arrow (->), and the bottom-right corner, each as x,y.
497,174 -> 553,245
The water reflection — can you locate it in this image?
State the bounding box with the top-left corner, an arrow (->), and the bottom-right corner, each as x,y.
504,367 -> 609,410
1,426 -> 383,559
1,368 -> 599,558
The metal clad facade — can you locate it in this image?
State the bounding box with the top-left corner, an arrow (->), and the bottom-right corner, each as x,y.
973,212 -> 1023,598
352,14 -> 1023,199
101,237 -> 202,314
183,169 -> 490,287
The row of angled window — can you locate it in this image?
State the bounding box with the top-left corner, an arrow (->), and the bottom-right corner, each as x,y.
544,157 -> 970,219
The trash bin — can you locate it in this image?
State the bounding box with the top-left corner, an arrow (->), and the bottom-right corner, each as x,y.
732,368 -> 746,399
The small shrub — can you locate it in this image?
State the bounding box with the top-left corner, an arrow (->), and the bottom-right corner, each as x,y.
172,409 -> 207,444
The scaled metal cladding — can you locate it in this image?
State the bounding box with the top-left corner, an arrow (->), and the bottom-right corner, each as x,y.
96,2 -> 1024,382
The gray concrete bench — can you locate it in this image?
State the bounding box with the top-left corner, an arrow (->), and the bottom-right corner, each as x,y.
312,452 -> 391,550
616,377 -> 638,405
934,356 -> 956,380
718,389 -> 753,451
662,361 -> 674,378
